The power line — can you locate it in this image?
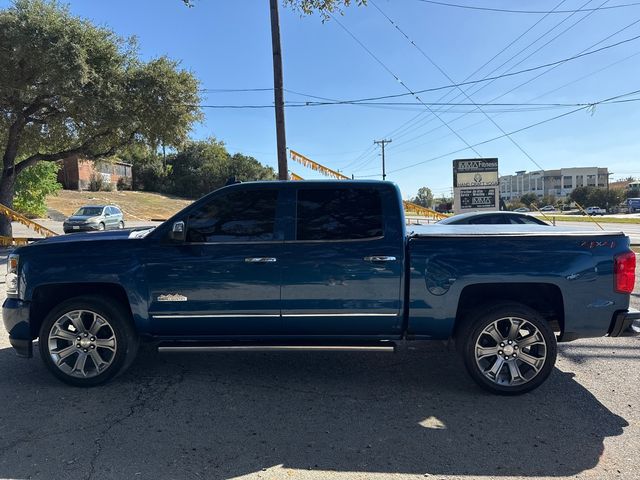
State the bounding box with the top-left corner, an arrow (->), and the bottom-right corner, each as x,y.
416,0 -> 640,14
328,13 -> 482,156
379,89 -> 640,175
387,12 -> 640,152
370,0 -> 547,171
389,0 -> 613,151
373,0 -> 572,148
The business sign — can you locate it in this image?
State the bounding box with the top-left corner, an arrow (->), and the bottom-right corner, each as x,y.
453,158 -> 499,214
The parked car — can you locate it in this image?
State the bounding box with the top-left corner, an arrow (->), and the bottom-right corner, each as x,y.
585,206 -> 606,216
437,211 -> 549,226
513,207 -> 530,212
3,181 -> 638,394
63,205 -> 124,233
539,205 -> 556,212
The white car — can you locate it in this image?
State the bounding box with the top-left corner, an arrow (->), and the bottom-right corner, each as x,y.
585,206 -> 606,216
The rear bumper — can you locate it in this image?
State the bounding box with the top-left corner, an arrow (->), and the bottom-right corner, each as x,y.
2,298 -> 33,358
608,309 -> 640,337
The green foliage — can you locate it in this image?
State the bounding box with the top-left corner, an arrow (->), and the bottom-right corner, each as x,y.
124,139 -> 277,199
570,186 -> 625,209
411,186 -> 434,208
282,0 -> 367,18
519,193 -> 538,207
14,161 -> 61,217
168,139 -> 276,198
182,0 -> 367,18
569,186 -> 592,207
0,0 -> 202,176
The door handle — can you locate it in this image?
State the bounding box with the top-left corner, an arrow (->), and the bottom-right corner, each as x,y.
364,256 -> 397,262
245,257 -> 277,263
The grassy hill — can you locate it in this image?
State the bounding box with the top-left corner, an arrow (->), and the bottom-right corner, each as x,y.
46,190 -> 193,221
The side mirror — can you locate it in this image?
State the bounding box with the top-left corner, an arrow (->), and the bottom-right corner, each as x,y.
169,220 -> 186,242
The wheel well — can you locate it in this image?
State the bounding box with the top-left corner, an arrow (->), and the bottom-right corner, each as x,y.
29,283 -> 132,338
454,283 -> 564,336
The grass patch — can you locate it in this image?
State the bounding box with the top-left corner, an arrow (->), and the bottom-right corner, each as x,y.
47,190 -> 192,221
541,215 -> 640,225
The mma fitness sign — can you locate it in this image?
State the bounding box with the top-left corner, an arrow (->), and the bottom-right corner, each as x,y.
453,158 -> 499,214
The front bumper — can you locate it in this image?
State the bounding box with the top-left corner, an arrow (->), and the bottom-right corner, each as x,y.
63,223 -> 101,233
609,309 -> 640,337
2,298 -> 33,357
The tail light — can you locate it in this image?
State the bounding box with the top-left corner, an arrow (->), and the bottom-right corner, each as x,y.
614,251 -> 636,294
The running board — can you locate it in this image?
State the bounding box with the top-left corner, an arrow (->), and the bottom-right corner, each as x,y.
158,344 -> 396,353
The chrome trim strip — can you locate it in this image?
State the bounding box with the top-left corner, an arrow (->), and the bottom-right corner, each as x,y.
285,235 -> 385,244
158,345 -> 395,353
282,313 -> 399,317
152,314 -> 281,319
152,313 -> 399,319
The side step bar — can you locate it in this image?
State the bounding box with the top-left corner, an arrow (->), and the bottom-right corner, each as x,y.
158,344 -> 396,353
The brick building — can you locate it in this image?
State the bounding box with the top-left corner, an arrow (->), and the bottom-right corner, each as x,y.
57,155 -> 133,190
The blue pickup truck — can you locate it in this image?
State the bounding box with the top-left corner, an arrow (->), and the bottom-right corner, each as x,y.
3,180 -> 639,394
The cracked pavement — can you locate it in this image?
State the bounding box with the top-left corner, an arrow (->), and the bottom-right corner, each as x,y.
0,255 -> 638,480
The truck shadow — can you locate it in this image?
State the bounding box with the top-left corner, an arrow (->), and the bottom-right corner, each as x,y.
0,343 -> 628,479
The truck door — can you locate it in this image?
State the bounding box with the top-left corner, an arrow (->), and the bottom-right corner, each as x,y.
144,186 -> 284,336
280,185 -> 404,336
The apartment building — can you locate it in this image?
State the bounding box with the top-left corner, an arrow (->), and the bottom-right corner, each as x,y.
499,167 -> 609,201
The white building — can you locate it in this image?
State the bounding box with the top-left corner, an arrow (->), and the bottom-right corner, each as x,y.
500,167 -> 609,201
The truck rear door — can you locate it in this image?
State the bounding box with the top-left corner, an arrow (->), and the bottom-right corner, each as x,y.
280,184 -> 404,336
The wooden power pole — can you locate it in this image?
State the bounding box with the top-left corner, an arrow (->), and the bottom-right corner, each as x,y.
269,0 -> 288,180
374,139 -> 392,181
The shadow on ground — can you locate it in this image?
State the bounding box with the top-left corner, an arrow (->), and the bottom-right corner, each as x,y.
0,343 -> 628,479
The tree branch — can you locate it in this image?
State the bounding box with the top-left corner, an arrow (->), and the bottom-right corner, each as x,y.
13,131 -> 137,176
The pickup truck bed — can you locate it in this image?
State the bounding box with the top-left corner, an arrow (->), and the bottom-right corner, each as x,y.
3,180 -> 638,394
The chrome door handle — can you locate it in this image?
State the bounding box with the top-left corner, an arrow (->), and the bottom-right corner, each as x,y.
245,257 -> 277,263
364,256 -> 397,262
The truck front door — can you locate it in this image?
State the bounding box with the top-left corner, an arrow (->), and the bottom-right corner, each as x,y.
144,187 -> 284,336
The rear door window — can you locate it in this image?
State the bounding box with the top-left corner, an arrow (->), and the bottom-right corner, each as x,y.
296,188 -> 383,241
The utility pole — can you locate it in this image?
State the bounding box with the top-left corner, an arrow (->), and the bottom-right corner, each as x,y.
374,139 -> 392,181
269,0 -> 288,180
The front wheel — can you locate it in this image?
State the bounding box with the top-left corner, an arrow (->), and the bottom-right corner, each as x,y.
118,221 -> 124,229
458,303 -> 557,395
97,222 -> 105,231
39,295 -> 138,387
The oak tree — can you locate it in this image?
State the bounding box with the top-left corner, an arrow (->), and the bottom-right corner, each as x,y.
0,0 -> 202,235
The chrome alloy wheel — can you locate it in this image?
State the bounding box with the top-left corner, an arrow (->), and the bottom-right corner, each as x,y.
474,316 -> 547,387
47,310 -> 118,378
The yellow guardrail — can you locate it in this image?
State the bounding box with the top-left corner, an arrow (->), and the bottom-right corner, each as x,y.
0,204 -> 58,246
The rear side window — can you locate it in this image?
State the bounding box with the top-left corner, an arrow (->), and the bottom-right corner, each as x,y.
187,189 -> 278,242
296,188 -> 383,241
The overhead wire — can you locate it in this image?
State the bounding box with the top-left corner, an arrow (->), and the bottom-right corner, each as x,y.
360,89 -> 640,176
415,0 -> 640,14
387,0 -> 613,152
328,12 -> 483,156
370,0 -> 549,171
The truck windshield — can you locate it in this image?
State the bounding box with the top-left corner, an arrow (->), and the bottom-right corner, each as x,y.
74,207 -> 103,216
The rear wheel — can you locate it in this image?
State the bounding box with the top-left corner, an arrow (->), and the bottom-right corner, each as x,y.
458,303 -> 557,395
38,295 -> 138,387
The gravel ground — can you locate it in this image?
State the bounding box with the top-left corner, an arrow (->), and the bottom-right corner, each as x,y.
0,252 -> 638,480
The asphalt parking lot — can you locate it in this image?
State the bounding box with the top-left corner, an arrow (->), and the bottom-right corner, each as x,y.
0,253 -> 638,480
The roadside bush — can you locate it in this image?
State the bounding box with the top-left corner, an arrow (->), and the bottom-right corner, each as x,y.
88,173 -> 104,192
14,162 -> 62,218
117,177 -> 132,191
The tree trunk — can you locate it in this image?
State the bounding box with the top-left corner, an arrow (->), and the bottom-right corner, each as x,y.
0,172 -> 16,237
1,117 -> 23,238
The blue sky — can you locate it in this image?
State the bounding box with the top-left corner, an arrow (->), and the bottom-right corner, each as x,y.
7,0 -> 640,199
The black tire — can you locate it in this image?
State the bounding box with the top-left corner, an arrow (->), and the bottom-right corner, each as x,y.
38,295 -> 139,387
118,221 -> 124,229
98,222 -> 105,231
457,302 -> 557,395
